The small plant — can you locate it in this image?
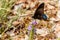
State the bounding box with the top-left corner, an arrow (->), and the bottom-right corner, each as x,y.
27,20 -> 37,40
0,0 -> 16,35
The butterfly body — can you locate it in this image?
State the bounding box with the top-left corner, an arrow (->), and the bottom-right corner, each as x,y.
32,3 -> 47,20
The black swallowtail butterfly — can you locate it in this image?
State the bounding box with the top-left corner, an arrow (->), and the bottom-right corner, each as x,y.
32,3 -> 47,20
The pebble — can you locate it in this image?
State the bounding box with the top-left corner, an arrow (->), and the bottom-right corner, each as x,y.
56,32 -> 60,38
47,4 -> 55,9
0,35 -> 2,38
36,28 -> 49,36
25,35 -> 29,40
57,10 -> 60,18
12,21 -> 20,26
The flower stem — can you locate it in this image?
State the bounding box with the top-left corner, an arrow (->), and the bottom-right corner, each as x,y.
29,25 -> 34,40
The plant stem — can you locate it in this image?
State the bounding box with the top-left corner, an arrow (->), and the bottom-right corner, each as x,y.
29,25 -> 34,40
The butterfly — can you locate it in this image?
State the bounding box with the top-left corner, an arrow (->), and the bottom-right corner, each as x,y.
32,3 -> 47,20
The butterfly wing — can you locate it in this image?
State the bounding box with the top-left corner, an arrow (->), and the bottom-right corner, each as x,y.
42,14 -> 47,20
32,3 -> 47,20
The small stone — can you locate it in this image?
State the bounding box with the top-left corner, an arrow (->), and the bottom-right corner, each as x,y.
47,4 -> 55,9
12,21 -> 20,26
0,35 -> 2,37
25,35 -> 29,40
36,28 -> 49,36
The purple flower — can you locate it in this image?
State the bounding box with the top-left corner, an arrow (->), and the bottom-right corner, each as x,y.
32,20 -> 37,25
27,25 -> 32,31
